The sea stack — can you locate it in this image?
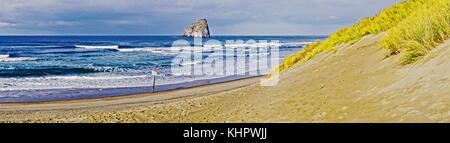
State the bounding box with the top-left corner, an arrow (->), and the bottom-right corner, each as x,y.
182,19 -> 210,38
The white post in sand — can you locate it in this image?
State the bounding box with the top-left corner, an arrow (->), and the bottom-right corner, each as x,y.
151,69 -> 158,92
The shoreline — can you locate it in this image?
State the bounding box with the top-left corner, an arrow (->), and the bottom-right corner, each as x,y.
0,75 -> 263,103
0,75 -> 263,122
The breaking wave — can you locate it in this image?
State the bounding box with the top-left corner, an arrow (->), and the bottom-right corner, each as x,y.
75,45 -> 119,49
0,54 -> 37,62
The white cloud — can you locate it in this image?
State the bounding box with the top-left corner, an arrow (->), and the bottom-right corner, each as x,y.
0,22 -> 16,27
328,16 -> 338,19
54,21 -> 79,26
107,20 -> 133,25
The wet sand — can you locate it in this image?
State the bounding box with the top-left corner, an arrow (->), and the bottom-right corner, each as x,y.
1,33 -> 449,123
0,74 -> 260,103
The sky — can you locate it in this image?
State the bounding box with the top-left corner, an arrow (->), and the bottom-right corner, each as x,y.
0,0 -> 404,35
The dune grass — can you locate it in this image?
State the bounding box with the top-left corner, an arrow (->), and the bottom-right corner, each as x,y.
381,0 -> 449,64
269,0 -> 449,77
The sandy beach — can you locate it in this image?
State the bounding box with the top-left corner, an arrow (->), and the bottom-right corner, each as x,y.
1,33 -> 448,123
0,75 -> 262,122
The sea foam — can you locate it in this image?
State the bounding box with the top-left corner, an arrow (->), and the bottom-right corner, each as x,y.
75,45 -> 119,49
0,54 -> 9,58
0,54 -> 37,62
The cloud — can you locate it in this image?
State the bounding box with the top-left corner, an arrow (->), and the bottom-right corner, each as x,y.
328,16 -> 338,19
0,22 -> 16,27
0,0 -> 405,35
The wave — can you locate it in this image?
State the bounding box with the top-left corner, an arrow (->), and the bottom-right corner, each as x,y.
75,45 -> 119,49
180,61 -> 201,66
117,47 -> 181,55
35,50 -> 103,55
0,54 -> 37,62
0,74 -> 153,92
117,48 -> 157,52
84,66 -> 138,73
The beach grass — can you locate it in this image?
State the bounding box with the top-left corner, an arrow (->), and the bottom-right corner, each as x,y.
269,0 -> 449,77
381,0 -> 449,64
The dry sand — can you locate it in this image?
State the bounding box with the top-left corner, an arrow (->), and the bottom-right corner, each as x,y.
0,33 -> 448,123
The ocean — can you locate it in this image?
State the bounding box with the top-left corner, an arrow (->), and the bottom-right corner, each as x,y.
0,36 -> 326,102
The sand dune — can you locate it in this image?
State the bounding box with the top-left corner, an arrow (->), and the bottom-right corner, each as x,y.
0,33 -> 448,123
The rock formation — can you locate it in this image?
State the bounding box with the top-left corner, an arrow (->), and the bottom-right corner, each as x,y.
182,19 -> 210,38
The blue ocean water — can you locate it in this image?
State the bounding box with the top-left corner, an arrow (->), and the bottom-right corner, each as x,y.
0,36 -> 326,102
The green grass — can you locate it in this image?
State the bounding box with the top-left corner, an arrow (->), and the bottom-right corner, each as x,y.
269,0 -> 449,78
